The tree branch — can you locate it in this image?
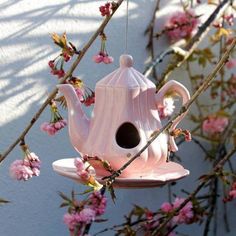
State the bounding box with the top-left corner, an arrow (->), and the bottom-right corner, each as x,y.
143,0 -> 230,88
151,146 -> 236,236
144,0 -> 161,79
0,0 -> 125,163
103,38 -> 236,184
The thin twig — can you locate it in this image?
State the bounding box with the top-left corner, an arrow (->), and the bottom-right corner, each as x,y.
0,0 -> 125,163
103,38 -> 236,184
97,145 -> 236,236
145,0 -> 161,79
203,111 -> 236,235
151,146 -> 236,236
143,0 -> 230,88
152,100 -> 236,235
191,137 -> 214,159
143,46 -> 187,78
223,184 -> 230,232
203,178 -> 218,236
186,60 -> 204,118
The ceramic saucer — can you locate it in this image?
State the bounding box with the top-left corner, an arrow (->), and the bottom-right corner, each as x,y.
52,158 -> 189,188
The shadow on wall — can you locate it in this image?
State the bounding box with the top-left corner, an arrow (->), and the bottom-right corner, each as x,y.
0,1 -> 175,236
0,1 -> 228,236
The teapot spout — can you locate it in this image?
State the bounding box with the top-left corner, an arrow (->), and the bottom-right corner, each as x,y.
57,84 -> 90,151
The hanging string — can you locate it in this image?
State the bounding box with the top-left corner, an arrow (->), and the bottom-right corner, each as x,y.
125,0 -> 129,53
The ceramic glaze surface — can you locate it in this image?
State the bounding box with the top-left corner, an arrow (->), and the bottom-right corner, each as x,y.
57,55 -> 190,177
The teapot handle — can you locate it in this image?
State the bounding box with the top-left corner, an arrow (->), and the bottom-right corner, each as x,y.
155,80 -> 190,152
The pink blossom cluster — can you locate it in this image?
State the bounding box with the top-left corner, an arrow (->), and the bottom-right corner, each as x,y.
93,32 -> 113,64
64,208 -> 96,235
74,86 -> 95,107
165,10 -> 199,42
82,91 -> 95,106
202,115 -> 229,135
142,210 -> 159,232
93,52 -> 114,64
48,60 -> 65,79
40,119 -> 67,136
183,130 -> 192,142
157,97 -> 175,119
75,87 -> 85,102
62,51 -> 73,62
223,14 -> 234,26
161,197 -> 194,224
68,78 -> 95,107
9,152 -> 41,181
63,191 -> 107,236
99,2 -> 112,17
213,10 -> 234,28
224,182 -> 236,202
74,158 -> 95,182
142,197 -> 194,235
226,58 -> 236,69
88,191 -> 107,216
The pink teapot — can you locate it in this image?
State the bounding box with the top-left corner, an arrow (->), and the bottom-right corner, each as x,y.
57,55 -> 190,178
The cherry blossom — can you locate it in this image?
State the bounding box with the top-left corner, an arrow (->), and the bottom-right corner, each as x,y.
202,115 -> 229,135
40,101 -> 67,135
157,96 -> 175,119
172,198 -> 193,224
99,3 -> 112,17
9,150 -> 41,181
226,58 -> 236,69
93,52 -> 113,64
165,10 -> 199,42
93,32 -> 113,64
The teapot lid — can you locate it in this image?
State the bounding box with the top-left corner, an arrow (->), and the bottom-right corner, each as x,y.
96,54 -> 155,89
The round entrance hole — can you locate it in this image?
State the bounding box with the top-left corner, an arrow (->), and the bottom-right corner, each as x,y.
115,122 -> 140,149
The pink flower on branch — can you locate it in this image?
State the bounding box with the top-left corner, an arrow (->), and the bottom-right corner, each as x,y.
160,197 -> 194,225
62,190 -> 107,236
93,52 -> 114,64
229,190 -> 236,199
99,3 -> 112,17
165,10 -> 199,43
40,101 -> 67,136
172,198 -> 193,224
88,191 -> 107,216
224,182 -> 236,202
10,160 -> 34,181
74,158 -> 95,183
68,77 -> 95,107
161,202 -> 173,213
226,58 -> 236,69
157,96 -> 175,119
93,32 -> 113,64
63,213 -> 78,232
9,144 -> 41,181
202,115 -> 229,135
78,208 -> 96,224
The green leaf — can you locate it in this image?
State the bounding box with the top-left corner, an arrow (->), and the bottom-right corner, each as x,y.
188,54 -> 197,62
188,114 -> 200,122
58,191 -> 71,202
79,187 -> 94,195
108,185 -> 116,203
60,202 -> 70,208
203,48 -> 215,62
198,57 -> 207,68
132,205 -> 145,217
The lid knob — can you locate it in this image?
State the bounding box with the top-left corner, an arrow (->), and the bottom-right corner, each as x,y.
120,54 -> 133,67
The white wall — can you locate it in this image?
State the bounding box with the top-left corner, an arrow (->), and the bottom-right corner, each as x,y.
0,1 -> 235,235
